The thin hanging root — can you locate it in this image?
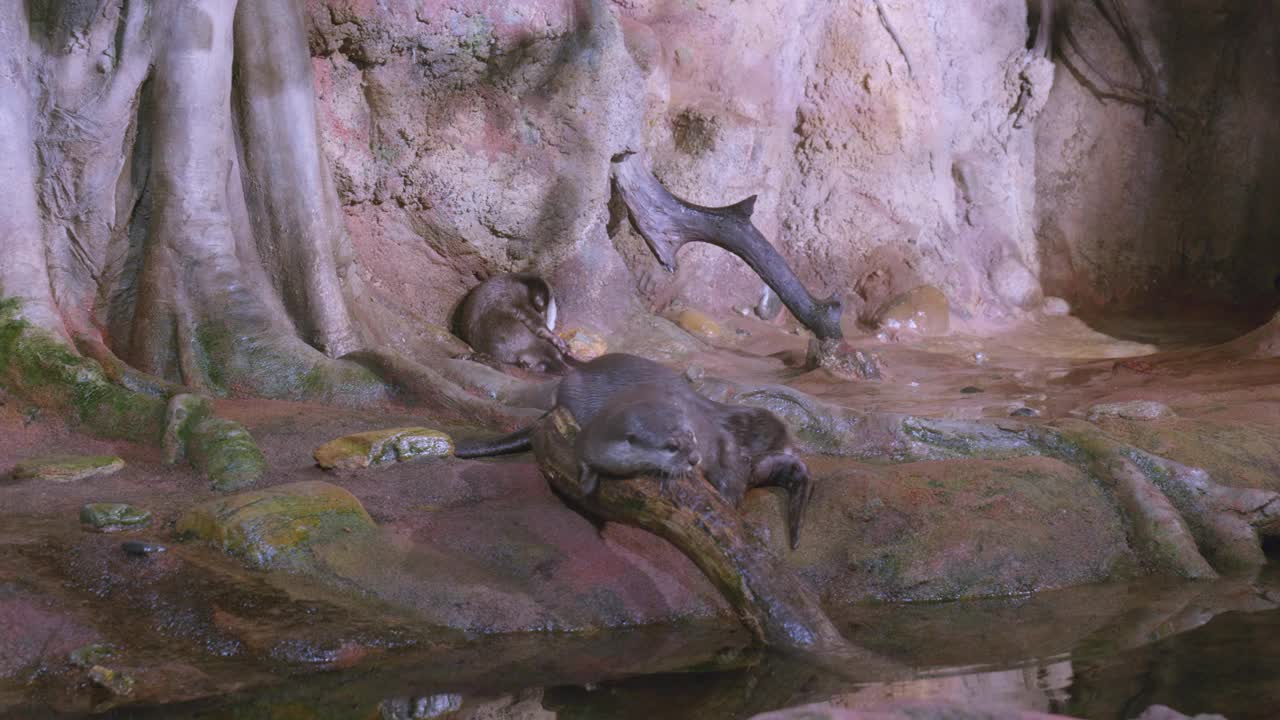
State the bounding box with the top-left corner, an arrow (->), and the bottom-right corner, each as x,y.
1058,0 -> 1196,133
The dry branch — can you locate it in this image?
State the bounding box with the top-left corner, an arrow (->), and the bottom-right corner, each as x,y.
612,152 -> 844,340
531,407 -> 900,677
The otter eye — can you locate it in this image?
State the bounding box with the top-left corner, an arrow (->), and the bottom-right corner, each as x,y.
625,433 -> 638,444
663,441 -> 680,452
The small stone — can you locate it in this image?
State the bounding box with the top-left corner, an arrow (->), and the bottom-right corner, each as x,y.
315,427 -> 453,470
176,481 -> 375,569
1086,400 -> 1176,422
12,455 -> 124,483
1042,296 -> 1071,316
69,643 -> 116,669
755,286 -> 783,320
674,309 -> 724,340
973,351 -> 988,365
684,365 -> 706,383
80,503 -> 151,532
960,386 -> 984,394
874,285 -> 950,336
415,694 -> 463,718
558,328 -> 608,361
88,665 -> 135,696
1010,407 -> 1039,417
121,540 -> 166,556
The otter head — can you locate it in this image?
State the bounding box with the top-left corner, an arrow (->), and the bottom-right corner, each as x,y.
583,400 -> 702,480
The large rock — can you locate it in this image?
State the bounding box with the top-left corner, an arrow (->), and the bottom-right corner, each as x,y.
873,286 -> 950,336
176,481 -> 376,569
11,455 -> 124,483
314,427 -> 453,470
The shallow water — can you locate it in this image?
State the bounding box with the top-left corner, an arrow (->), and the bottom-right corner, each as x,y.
85,566 -> 1280,719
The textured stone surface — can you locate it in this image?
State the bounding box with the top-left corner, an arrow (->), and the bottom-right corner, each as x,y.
11,455 -> 124,483
1087,400 -> 1176,422
873,286 -> 950,337
558,328 -> 608,361
673,308 -> 724,340
314,427 -> 453,470
80,503 -> 151,532
177,481 -> 376,569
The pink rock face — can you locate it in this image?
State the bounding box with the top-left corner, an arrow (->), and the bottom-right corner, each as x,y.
304,0 -> 1279,337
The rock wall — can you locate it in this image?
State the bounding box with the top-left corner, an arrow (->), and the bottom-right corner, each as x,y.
1035,1 -> 1280,312
304,0 -> 1278,338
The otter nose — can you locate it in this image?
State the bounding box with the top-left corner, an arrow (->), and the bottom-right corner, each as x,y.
687,451 -> 702,467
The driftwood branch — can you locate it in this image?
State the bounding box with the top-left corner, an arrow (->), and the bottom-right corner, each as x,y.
530,407 -> 901,677
611,152 -> 844,340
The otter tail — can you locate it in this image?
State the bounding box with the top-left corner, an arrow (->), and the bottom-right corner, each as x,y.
453,427 -> 534,458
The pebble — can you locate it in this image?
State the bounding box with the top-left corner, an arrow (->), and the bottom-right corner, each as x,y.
960,386 -> 984,394
1010,407 -> 1040,417
121,540 -> 167,556
755,286 -> 783,320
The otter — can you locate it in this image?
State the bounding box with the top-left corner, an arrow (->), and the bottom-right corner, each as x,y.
454,353 -> 813,548
574,384 -> 705,495
455,273 -> 573,374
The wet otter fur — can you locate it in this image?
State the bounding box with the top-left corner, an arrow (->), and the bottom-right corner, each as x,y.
454,353 -> 813,548
455,273 -> 573,374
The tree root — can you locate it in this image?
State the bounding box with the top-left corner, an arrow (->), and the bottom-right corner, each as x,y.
1,298 -> 265,490
898,415 -> 1280,579
692,372 -> 1280,579
530,406 -> 903,678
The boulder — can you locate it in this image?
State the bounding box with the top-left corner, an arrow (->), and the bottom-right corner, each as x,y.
874,286 -> 950,336
176,481 -> 375,569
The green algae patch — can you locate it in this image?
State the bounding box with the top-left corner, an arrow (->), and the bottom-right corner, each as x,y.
187,416 -> 267,492
12,455 -> 125,483
0,299 -> 166,442
177,481 -> 375,570
80,503 -> 151,531
314,427 -> 453,471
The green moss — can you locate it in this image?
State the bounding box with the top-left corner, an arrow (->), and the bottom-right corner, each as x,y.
0,298 -> 165,441
188,417 -> 267,492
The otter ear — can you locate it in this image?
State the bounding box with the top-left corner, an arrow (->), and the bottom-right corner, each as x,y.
624,432 -> 638,444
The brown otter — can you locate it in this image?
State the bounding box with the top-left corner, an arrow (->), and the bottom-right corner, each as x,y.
454,353 -> 813,548
574,384 -> 705,495
454,273 -> 573,374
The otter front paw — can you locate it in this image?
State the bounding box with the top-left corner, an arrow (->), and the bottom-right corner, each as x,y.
578,462 -> 600,495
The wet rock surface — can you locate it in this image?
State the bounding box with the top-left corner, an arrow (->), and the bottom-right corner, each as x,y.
177,481 -> 376,570
11,454 -> 124,483
873,286 -> 950,337
3,313 -> 1280,715
1085,400 -> 1176,422
80,503 -> 151,532
313,427 -> 453,470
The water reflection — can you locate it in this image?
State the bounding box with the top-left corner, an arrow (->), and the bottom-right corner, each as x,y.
102,567 -> 1280,719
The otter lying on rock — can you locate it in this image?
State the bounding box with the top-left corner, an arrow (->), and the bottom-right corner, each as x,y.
454,273 -> 574,374
454,353 -> 813,548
